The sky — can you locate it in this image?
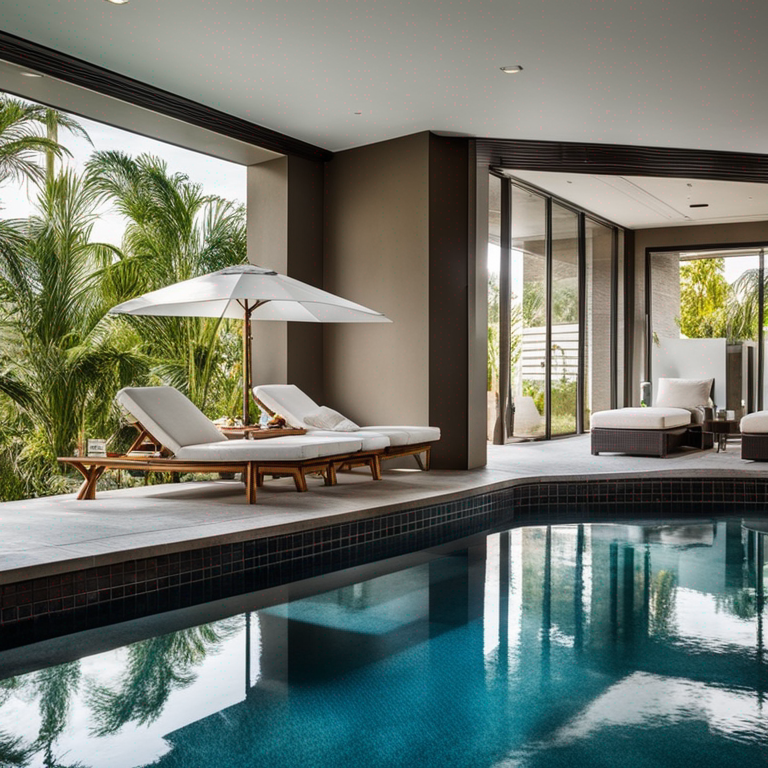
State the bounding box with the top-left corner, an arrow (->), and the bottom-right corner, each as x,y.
0,92 -> 247,247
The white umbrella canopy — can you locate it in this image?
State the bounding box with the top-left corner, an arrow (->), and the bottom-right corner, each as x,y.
110,265 -> 392,323
109,265 -> 391,424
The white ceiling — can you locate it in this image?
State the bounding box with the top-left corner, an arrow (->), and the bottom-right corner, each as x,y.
507,171 -> 768,229
2,0 -> 768,154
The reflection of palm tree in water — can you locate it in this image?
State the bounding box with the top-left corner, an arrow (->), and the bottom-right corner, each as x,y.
87,618 -> 240,736
0,663 -> 84,768
650,570 -> 677,636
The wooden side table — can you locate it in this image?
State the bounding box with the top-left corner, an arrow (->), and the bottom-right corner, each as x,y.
218,425 -> 307,440
703,419 -> 740,452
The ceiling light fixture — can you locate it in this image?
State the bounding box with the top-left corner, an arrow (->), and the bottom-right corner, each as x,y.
689,203 -> 709,208
500,65 -> 524,74
19,71 -> 43,78
104,0 -> 130,5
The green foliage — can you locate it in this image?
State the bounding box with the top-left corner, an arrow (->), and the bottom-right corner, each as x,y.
487,273 -> 522,391
0,105 -> 249,501
677,259 -> 730,338
88,151 -> 247,419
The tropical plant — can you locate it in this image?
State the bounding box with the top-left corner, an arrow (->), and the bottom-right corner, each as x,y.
0,169 -> 147,489
0,96 -> 70,189
87,151 -> 248,417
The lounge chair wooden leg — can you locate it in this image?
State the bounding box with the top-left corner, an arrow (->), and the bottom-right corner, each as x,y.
293,468 -> 308,492
370,455 -> 383,480
245,463 -> 258,504
414,452 -> 426,471
327,462 -> 338,486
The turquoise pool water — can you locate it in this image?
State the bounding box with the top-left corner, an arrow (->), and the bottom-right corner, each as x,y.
1,519 -> 767,767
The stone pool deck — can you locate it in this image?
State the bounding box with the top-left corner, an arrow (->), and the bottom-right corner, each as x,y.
0,435 -> 763,587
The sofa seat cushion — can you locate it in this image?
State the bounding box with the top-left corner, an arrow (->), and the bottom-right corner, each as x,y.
591,407 -> 692,430
359,426 -> 441,446
175,436 -> 362,462
117,386 -> 225,454
307,430 -> 390,451
740,412 -> 768,434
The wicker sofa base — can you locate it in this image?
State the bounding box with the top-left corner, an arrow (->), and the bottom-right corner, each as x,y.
591,426 -> 697,458
742,433 -> 768,460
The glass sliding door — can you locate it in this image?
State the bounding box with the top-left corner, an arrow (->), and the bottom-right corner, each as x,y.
511,186 -> 547,438
550,203 -> 580,436
584,218 -> 614,428
488,174 -> 625,443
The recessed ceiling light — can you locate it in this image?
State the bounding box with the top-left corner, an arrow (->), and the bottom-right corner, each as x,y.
104,0 -> 129,5
20,71 -> 43,78
500,65 -> 524,74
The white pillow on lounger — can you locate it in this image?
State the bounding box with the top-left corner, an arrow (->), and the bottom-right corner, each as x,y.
655,378 -> 713,410
304,406 -> 360,432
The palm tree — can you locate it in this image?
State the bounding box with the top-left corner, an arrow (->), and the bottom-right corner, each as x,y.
0,168 -> 146,475
87,150 -> 247,416
0,96 -> 69,189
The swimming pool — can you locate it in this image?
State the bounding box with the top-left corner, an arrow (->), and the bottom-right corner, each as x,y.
1,519 -> 766,766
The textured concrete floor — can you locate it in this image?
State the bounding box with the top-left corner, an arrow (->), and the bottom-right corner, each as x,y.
0,435 -> 764,583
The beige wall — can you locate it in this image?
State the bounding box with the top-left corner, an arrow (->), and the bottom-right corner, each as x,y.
632,220 -> 768,403
247,155 -> 325,402
323,132 -> 430,426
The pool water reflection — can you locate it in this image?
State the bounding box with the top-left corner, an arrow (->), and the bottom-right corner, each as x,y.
1,520 -> 767,767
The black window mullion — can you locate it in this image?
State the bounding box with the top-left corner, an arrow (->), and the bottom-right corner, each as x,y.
759,249 -> 765,412
576,213 -> 586,434
610,227 -> 619,410
545,198 -> 553,439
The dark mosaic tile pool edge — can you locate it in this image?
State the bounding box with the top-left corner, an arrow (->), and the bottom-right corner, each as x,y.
2,476 -> 767,646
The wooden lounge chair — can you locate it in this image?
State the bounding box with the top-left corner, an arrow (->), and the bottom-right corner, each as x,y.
58,386 -> 364,503
254,384 -> 441,470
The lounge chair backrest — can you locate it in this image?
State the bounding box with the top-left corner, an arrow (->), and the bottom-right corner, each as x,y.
255,384 -> 320,429
116,386 -> 224,454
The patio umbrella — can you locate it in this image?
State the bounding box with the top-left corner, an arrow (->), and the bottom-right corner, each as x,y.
110,264 -> 391,424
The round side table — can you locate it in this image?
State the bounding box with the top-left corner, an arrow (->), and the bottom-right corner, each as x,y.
704,419 -> 740,452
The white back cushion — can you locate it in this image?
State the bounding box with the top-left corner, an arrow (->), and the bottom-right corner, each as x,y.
116,386 -> 223,454
304,406 -> 360,432
254,385 -> 320,429
655,378 -> 713,409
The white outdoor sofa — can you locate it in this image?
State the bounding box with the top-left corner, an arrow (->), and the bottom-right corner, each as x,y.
591,378 -> 714,458
58,386 -> 366,503
254,384 -> 441,474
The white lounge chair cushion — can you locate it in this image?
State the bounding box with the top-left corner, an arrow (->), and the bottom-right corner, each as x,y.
655,378 -> 713,410
256,384 -> 318,429
359,425 -> 441,446
175,435 -> 363,462
740,412 -> 768,434
307,430 -> 390,451
255,384 -> 441,445
591,407 -> 692,430
303,406 -> 360,432
117,386 -> 224,454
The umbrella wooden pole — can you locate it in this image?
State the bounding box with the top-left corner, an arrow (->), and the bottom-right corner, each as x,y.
243,301 -> 252,425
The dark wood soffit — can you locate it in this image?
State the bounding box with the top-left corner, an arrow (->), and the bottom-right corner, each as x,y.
0,30 -> 332,163
477,138 -> 768,184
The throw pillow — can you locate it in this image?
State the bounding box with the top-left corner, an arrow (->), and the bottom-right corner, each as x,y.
304,406 -> 360,432
655,378 -> 713,409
